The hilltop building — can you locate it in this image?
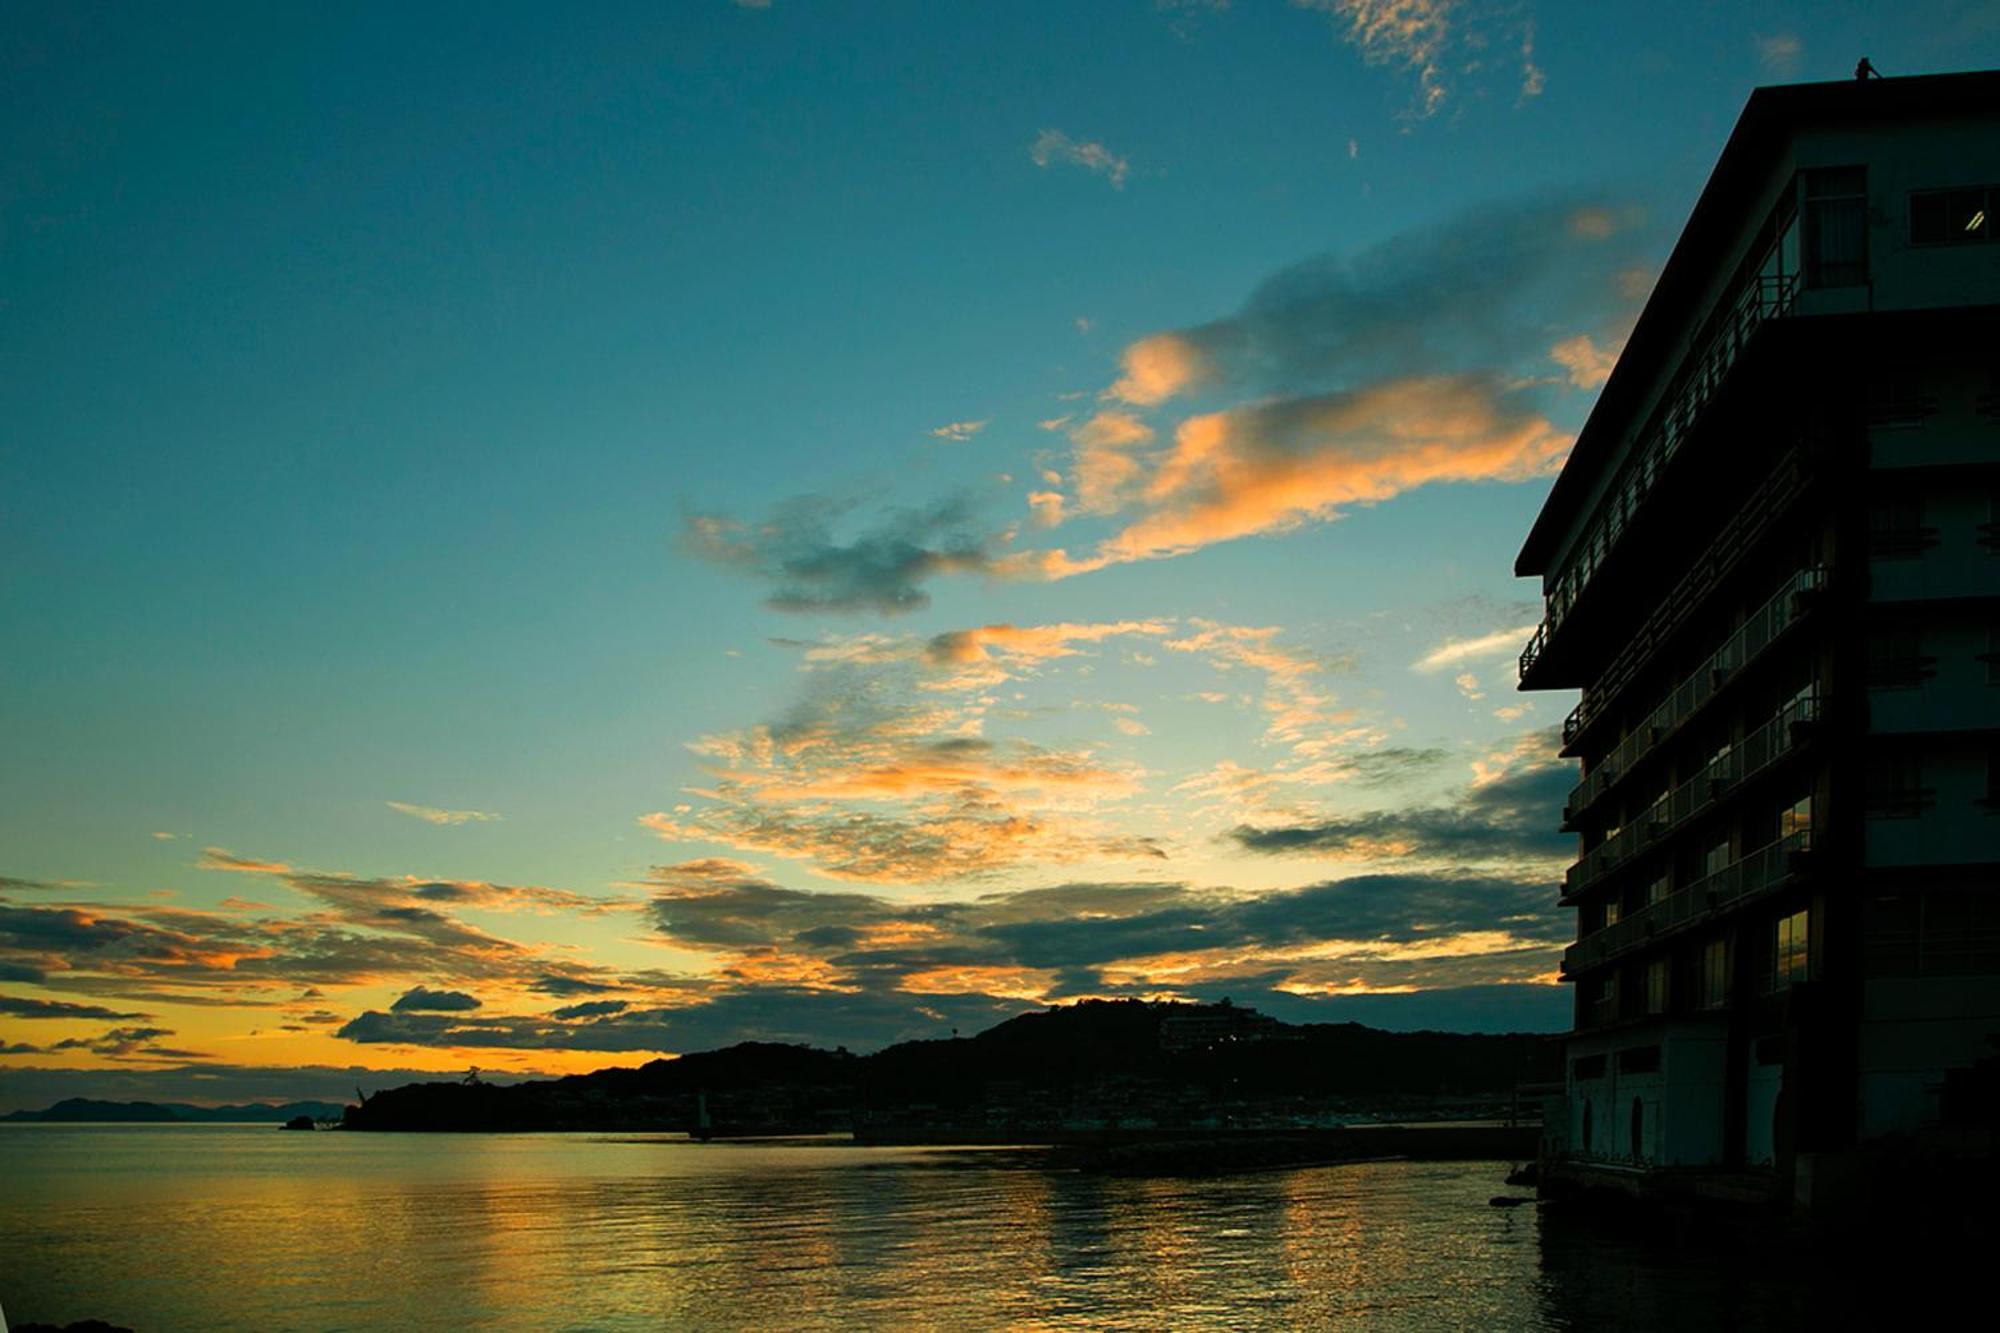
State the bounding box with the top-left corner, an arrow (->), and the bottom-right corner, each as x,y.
1158,1000 -> 1287,1054
1516,70 -> 2000,1212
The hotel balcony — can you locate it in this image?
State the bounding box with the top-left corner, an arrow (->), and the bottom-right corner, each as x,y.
1563,828 -> 1816,977
1519,272 -> 1800,690
1563,567 -> 1825,823
1562,693 -> 1821,900
1554,449 -> 1817,754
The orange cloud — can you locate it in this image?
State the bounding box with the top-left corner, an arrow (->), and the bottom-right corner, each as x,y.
386,801 -> 502,826
1066,409 -> 1156,514
1548,333 -> 1622,390
1163,621 -> 1353,753
921,619 -> 1172,690
1020,375 -> 1570,576
198,848 -> 295,876
1109,333 -> 1211,406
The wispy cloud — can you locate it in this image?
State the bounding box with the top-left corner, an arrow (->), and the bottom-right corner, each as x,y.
198,848 -> 295,875
927,419 -> 988,443
1755,32 -> 1802,77
1294,1 -> 1544,116
1548,333 -> 1620,390
1029,129 -> 1131,190
683,494 -> 1007,615
1411,624 -> 1537,673
1232,728 -> 1572,866
387,801 -> 502,826
1299,0 -> 1457,115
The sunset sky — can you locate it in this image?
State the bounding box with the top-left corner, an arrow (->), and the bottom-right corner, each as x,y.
6,1 -> 1998,1108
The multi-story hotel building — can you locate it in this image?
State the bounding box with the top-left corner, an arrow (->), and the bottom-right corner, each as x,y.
1516,70 -> 2000,1209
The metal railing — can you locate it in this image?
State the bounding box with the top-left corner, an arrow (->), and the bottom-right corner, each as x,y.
1558,444 -> 1814,750
1521,272 -> 1799,684
1563,693 -> 1820,897
1563,828 -> 1814,976
1562,568 -> 1824,822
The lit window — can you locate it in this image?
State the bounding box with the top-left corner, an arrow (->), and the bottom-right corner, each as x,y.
1779,793 -> 1813,842
1603,897 -> 1623,928
1911,186 -> 1993,245
1774,909 -> 1811,989
1647,873 -> 1672,906
1701,938 -> 1730,1008
1704,838 -> 1732,879
1708,740 -> 1735,781
1645,958 -> 1670,1014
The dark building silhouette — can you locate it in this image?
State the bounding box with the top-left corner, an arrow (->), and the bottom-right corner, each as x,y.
1516,71 -> 2000,1211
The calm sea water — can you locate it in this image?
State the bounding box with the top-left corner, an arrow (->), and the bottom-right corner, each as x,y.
0,1125 -> 1862,1330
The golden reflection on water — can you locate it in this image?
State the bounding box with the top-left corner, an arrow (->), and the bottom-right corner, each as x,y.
1,1125 -> 1833,1330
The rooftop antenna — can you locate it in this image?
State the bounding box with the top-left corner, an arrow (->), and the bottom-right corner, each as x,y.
1855,57 -> 1881,80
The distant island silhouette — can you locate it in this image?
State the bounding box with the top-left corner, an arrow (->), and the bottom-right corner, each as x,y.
1,1098 -> 346,1125
339,999 -> 1559,1143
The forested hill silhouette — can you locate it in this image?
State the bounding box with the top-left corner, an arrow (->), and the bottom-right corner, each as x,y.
340,999 -> 1560,1134
1,1097 -> 348,1124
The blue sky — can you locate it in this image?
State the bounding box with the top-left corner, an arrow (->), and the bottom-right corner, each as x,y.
4,0 -> 1997,1104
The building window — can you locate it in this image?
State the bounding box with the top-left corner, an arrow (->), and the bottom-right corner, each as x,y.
1868,496 -> 1934,558
1779,792 -> 1813,842
1707,739 -> 1735,783
1704,836 -> 1732,879
1866,752 -> 1930,818
1910,186 -> 1992,245
1864,893 -> 1921,977
1803,168 -> 1868,288
1593,974 -> 1620,1024
1644,958 -> 1670,1015
1701,937 -> 1730,1008
1773,908 -> 1811,990
1866,370 -> 1931,430
1647,872 -> 1672,906
1603,897 -> 1623,928
1866,623 -> 1933,689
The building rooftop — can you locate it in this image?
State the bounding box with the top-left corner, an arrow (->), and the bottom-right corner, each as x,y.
1515,68 -> 2000,578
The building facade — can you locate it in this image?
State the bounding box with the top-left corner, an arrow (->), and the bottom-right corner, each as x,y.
1516,71 -> 2000,1207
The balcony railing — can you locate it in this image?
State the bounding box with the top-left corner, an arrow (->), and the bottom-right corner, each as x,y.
1521,272 -> 1799,684
1560,451 -> 1815,752
1563,693 -> 1820,897
1563,568 -> 1825,821
1563,828 -> 1814,976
